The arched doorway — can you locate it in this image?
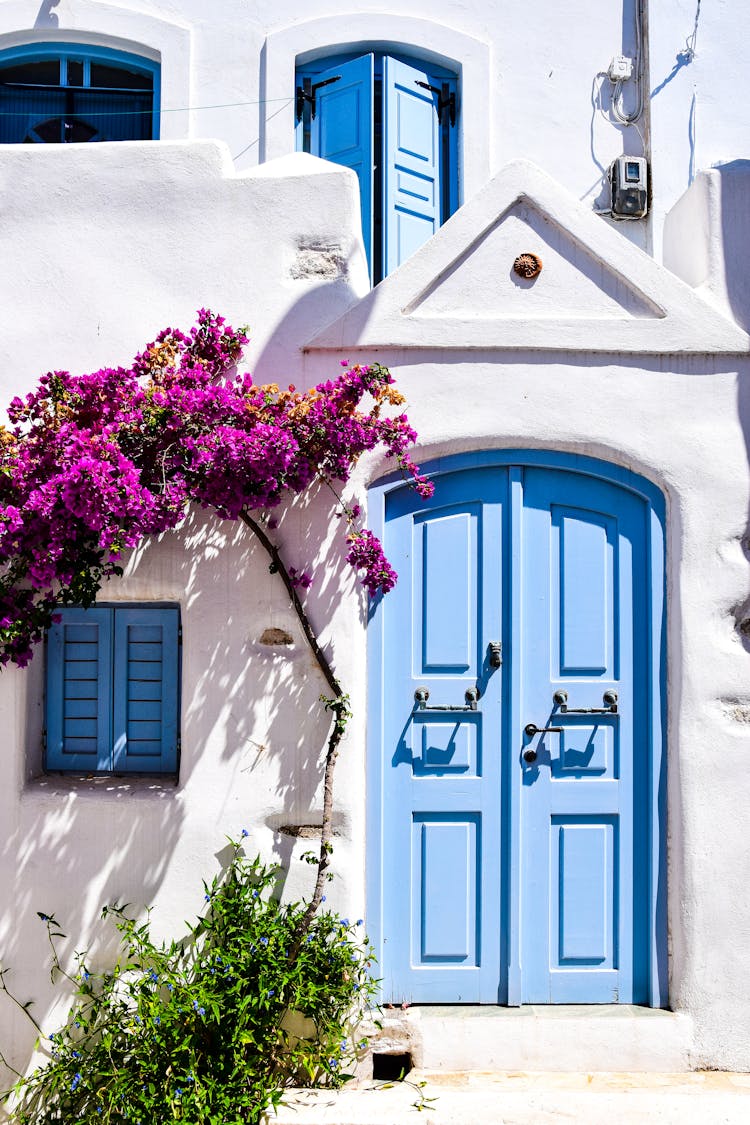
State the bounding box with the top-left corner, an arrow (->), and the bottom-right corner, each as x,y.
367,451 -> 666,1006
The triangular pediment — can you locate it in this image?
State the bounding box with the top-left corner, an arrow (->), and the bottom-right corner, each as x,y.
306,160 -> 749,354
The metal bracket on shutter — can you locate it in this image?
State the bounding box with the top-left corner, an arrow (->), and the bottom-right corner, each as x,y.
295,74 -> 341,122
414,80 -> 456,126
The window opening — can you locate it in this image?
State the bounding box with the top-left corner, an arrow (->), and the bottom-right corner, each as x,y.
45,605 -> 180,775
296,51 -> 458,283
0,44 -> 159,144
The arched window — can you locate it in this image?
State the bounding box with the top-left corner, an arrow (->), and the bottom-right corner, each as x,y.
0,43 -> 159,144
296,51 -> 458,283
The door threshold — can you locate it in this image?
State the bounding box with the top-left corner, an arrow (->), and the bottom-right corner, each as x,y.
365,1005 -> 693,1073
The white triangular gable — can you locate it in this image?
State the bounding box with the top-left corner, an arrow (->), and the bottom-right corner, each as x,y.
306,160 -> 749,353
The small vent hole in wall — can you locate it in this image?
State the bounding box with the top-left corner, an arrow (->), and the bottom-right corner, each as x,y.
372,1052 -> 413,1080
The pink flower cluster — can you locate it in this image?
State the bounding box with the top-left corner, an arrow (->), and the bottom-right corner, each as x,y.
0,310 -> 432,666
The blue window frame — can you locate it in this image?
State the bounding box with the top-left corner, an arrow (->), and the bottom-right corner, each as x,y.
45,605 -> 179,775
0,43 -> 160,144
296,52 -> 458,283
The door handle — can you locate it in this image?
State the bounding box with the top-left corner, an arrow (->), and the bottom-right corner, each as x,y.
414,687 -> 479,712
523,723 -> 563,764
553,690 -> 618,715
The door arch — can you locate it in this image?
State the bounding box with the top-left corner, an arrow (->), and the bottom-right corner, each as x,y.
366,451 -> 667,1006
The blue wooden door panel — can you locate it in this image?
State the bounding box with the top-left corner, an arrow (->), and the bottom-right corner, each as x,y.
383,57 -> 441,275
312,55 -> 374,272
381,469 -> 506,1003
520,468 -> 647,1003
377,459 -> 659,1006
112,607 -> 179,773
46,608 -> 113,771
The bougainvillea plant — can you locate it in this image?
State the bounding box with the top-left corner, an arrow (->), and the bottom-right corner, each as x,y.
0,310 -> 433,930
0,309 -> 432,669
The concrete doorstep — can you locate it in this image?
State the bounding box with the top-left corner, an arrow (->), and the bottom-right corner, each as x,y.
266,1070 -> 750,1125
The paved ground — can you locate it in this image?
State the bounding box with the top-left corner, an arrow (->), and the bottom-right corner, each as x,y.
267,1070 -> 750,1124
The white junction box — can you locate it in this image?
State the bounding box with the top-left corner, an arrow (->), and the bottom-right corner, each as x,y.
609,54 -> 634,80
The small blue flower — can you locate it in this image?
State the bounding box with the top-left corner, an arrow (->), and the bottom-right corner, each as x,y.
267,989 -> 275,997
321,895 -> 326,902
153,1016 -> 161,1025
71,1072 -> 82,1092
205,894 -> 211,902
356,919 -> 364,927
251,890 -> 259,899
149,969 -> 158,983
72,1050 -> 81,1059
260,936 -> 269,946
329,1057 -> 338,1068
175,1087 -> 182,1098
134,1015 -> 142,1025
241,828 -> 249,838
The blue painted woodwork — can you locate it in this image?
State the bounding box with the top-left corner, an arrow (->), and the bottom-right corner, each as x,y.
296,51 -> 457,281
46,606 -> 178,774
368,452 -> 666,1007
311,55 -> 374,273
46,608 -> 114,772
383,57 -> 442,277
0,43 -> 160,143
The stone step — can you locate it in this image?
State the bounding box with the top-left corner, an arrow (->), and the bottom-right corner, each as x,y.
359,1005 -> 693,1075
268,1070 -> 750,1125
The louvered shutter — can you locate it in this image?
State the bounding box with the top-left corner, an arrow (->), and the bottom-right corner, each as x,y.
46,608 -> 113,771
112,607 -> 179,773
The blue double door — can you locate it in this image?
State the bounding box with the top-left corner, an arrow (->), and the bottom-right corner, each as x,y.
374,461 -> 662,1004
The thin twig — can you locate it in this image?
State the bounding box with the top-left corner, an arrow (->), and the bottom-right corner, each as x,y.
238,511 -> 347,953
239,512 -> 341,699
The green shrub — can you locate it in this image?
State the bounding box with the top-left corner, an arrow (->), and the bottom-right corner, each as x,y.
1,836 -> 376,1124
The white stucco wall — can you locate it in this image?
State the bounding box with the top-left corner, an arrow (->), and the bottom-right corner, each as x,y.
0,0 -> 749,1086
0,141 -> 749,1077
0,0 -> 748,259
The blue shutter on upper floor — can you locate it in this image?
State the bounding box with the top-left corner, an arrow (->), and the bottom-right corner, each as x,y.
311,55 -> 374,274
46,607 -> 113,772
112,607 -> 179,774
383,56 -> 446,276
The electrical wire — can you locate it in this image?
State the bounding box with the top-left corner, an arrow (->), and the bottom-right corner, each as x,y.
0,96 -> 293,117
610,0 -> 644,126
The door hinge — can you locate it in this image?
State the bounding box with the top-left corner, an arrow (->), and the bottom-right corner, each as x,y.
415,80 -> 456,127
295,74 -> 341,123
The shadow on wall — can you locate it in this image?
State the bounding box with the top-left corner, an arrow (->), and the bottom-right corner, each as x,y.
0,775 -> 184,1084
0,485 -> 363,1086
251,247 -> 365,387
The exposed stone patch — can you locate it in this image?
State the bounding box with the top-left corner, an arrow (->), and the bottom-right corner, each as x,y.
259,627 -> 294,646
277,823 -> 344,838
720,699 -> 750,723
354,1007 -> 423,1080
290,242 -> 347,280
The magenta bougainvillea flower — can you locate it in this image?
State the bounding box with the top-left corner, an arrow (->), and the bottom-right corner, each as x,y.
0,310 -> 432,666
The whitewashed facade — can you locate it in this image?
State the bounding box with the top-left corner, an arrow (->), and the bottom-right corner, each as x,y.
1,0 -> 750,1080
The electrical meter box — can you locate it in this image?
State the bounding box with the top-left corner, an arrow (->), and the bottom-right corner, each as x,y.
610,155 -> 648,218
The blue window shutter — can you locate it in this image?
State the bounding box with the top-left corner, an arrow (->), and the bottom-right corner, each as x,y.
46,608 -> 113,772
112,607 -> 179,774
383,57 -> 447,276
310,54 -> 374,277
